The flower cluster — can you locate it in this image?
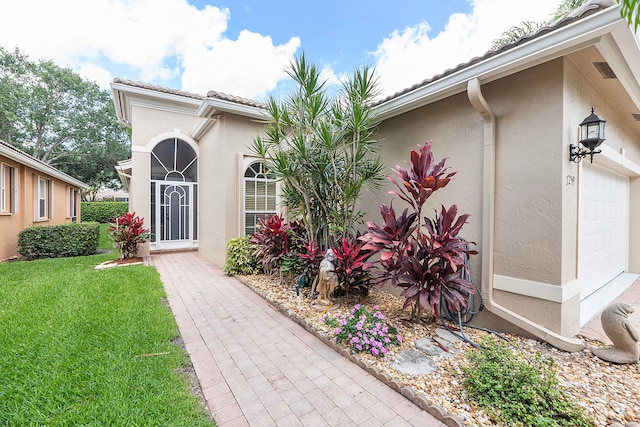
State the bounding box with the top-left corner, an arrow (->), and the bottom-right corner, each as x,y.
323,304 -> 401,357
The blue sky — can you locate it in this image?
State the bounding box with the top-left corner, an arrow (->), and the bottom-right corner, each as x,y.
0,0 -> 561,100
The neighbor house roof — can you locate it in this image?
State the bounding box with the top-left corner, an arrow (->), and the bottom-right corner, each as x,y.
0,140 -> 88,189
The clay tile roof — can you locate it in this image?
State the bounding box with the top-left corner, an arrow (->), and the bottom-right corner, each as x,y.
112,78 -> 266,109
112,78 -> 206,100
206,89 -> 266,109
374,0 -> 615,106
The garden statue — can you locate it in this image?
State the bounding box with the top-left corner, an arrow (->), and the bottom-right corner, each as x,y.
591,303 -> 639,364
314,248 -> 339,309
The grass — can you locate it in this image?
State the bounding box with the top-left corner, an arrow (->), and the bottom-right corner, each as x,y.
0,228 -> 214,426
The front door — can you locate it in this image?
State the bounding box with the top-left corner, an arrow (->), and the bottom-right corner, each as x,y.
157,183 -> 195,248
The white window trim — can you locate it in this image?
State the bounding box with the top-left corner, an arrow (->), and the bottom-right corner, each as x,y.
35,176 -> 49,221
1,163 -> 6,213
66,186 -> 78,219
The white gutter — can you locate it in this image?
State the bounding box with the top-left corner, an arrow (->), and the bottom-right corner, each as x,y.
467,78 -> 585,352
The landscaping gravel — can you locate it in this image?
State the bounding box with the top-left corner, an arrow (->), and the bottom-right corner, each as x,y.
238,274 -> 640,426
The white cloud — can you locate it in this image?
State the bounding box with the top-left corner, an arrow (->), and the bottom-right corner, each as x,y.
181,29 -> 300,99
0,0 -> 300,98
372,0 -> 561,96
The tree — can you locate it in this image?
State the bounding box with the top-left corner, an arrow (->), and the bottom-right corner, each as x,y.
0,47 -> 130,197
252,54 -> 385,249
490,0 -> 640,51
619,0 -> 640,30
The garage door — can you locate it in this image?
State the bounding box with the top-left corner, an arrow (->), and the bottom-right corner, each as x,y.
579,163 -> 628,321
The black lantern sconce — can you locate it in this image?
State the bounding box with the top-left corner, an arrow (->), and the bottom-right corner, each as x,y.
570,108 -> 606,163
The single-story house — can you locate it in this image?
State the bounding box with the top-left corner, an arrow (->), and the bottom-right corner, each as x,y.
111,0 -> 640,351
0,140 -> 87,261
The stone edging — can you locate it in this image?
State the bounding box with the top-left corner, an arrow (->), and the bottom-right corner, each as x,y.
235,276 -> 464,427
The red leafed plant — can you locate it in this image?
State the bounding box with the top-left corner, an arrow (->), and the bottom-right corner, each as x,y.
108,212 -> 150,259
360,141 -> 478,321
249,214 -> 291,276
332,236 -> 373,299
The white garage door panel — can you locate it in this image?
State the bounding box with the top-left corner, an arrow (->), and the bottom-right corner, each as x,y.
579,164 -> 628,300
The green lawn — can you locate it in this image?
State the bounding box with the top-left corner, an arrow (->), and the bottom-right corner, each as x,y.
0,239 -> 214,425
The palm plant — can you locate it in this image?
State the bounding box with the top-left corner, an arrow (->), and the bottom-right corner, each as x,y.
251,54 -> 384,250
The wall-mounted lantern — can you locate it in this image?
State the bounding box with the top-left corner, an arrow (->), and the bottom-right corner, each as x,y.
570,108 -> 606,163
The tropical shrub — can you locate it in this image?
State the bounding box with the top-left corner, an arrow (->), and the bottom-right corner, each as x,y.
360,141 -> 478,321
224,235 -> 261,275
81,201 -> 128,223
108,212 -> 150,259
324,304 -> 401,357
331,236 -> 372,298
296,240 -> 323,289
249,214 -> 290,276
18,222 -> 100,259
251,54 -> 385,249
463,337 -> 592,426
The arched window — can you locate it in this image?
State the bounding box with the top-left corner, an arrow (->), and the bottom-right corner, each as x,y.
150,138 -> 198,248
244,162 -> 276,235
151,138 -> 197,182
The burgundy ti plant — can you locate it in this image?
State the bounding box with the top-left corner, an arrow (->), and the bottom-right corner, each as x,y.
108,212 -> 150,259
332,237 -> 372,299
360,141 -> 478,321
249,214 -> 291,276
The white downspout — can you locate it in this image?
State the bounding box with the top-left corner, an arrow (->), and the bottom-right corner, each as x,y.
467,78 -> 585,352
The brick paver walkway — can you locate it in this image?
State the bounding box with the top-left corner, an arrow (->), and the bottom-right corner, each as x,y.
151,252 -> 446,426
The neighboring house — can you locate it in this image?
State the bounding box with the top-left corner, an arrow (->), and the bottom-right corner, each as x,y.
0,140 -> 87,261
94,187 -> 129,202
111,0 -> 640,350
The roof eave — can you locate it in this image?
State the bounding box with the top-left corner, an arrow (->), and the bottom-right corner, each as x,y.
110,81 -> 203,126
197,97 -> 268,121
0,145 -> 88,189
374,5 -> 625,121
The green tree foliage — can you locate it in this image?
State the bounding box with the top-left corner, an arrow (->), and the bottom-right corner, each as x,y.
252,54 -> 385,249
0,47 -> 130,198
619,0 -> 640,30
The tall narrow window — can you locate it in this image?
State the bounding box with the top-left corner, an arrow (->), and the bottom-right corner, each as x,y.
68,187 -> 78,221
38,177 -> 47,219
1,164 -> 6,213
1,164 -> 16,213
244,162 -> 277,235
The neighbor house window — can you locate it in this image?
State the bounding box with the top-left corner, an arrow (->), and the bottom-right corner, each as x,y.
36,177 -> 53,220
244,161 -> 277,235
1,163 -> 12,213
67,187 -> 78,220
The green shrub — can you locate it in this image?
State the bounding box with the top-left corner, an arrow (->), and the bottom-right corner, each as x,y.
462,336 -> 592,427
18,222 -> 100,260
224,235 -> 261,275
81,201 -> 128,223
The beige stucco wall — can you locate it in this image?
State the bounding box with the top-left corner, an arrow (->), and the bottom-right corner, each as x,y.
361,92 -> 485,283
197,114 -> 265,267
0,154 -> 81,261
369,59 -> 592,336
